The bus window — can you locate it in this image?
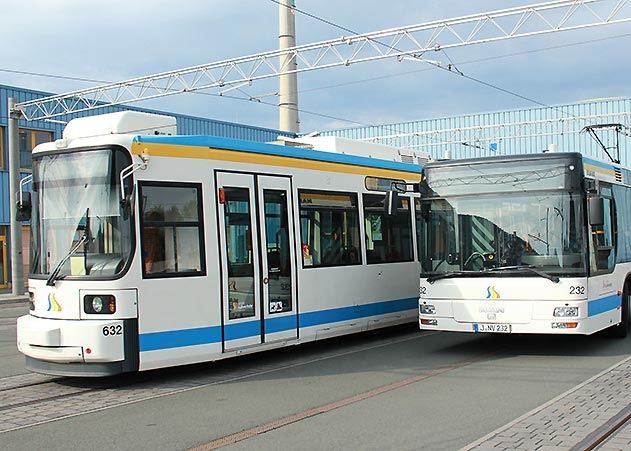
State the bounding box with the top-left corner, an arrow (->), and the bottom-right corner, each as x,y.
590,196 -> 615,273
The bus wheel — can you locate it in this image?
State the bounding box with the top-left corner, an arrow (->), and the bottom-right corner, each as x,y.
609,283 -> 630,339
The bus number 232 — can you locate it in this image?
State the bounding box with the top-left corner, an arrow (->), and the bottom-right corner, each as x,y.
569,286 -> 585,295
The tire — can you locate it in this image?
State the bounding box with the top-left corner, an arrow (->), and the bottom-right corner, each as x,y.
609,283 -> 629,339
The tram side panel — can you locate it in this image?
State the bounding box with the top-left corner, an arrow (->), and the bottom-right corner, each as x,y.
133,152 -> 419,370
134,155 -> 223,371
289,165 -> 419,342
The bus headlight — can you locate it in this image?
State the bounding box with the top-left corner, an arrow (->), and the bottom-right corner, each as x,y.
553,306 -> 578,317
420,304 -> 436,315
84,295 -> 116,314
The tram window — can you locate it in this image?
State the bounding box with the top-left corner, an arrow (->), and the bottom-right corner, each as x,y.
139,182 -> 205,278
222,187 -> 256,319
363,194 -> 413,264
299,190 -> 361,268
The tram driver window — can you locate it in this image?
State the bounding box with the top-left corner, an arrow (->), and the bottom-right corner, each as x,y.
363,194 -> 413,264
299,190 -> 361,268
139,182 -> 206,278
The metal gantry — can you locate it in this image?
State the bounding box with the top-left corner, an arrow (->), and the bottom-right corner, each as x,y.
12,0 -> 631,121
355,112 -> 631,151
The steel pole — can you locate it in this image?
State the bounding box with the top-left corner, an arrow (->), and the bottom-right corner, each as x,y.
8,98 -> 25,296
278,0 -> 299,134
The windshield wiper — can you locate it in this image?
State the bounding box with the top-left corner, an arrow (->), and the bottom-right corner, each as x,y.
427,270 -> 476,284
83,208 -> 91,275
485,265 -> 560,283
46,234 -> 88,286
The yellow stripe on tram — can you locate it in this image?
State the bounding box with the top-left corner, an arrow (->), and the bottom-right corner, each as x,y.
584,163 -> 615,177
131,142 -> 420,181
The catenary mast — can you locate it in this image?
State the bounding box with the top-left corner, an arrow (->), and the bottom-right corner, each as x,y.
279,0 -> 300,133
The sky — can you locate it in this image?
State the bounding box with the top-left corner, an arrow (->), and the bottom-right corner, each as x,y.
1,0 -> 630,134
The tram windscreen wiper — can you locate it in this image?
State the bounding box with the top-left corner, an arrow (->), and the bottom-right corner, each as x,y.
427,270 -> 477,284
46,234 -> 88,286
485,265 -> 560,283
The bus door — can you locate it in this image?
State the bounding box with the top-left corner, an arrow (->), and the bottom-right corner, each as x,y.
216,172 -> 298,352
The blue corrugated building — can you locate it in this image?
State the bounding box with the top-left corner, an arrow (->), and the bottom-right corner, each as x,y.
3,83 -> 631,291
0,84 -> 290,289
322,98 -> 631,165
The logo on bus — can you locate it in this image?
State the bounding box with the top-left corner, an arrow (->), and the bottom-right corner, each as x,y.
47,293 -> 62,312
486,286 -> 501,300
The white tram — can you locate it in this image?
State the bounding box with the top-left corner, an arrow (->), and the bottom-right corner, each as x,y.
16,111 -> 428,376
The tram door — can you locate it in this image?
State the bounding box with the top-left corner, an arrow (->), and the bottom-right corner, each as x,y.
216,172 -> 298,351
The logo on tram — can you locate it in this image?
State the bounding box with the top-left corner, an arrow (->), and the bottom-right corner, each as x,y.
486,286 -> 501,300
47,293 -> 62,312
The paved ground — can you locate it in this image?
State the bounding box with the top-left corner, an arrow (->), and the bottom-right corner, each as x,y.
0,296 -> 631,451
462,354 -> 631,450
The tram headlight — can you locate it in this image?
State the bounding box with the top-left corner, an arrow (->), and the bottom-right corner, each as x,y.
84,295 -> 116,314
92,297 -> 104,313
553,307 -> 578,317
420,304 -> 436,315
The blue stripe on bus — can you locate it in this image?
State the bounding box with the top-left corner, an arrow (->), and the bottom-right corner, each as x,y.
588,294 -> 621,317
138,297 -> 416,352
134,135 -> 421,173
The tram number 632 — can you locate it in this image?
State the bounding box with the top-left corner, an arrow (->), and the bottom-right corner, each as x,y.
102,325 -> 123,336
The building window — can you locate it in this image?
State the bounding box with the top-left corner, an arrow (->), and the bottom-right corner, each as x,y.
299,190 -> 361,268
363,194 -> 413,264
0,126 -> 4,169
19,129 -> 53,170
139,182 -> 206,278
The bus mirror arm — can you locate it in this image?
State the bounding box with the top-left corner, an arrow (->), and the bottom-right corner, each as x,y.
16,174 -> 33,221
384,191 -> 398,217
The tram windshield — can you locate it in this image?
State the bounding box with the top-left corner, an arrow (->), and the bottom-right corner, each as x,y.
418,156 -> 587,277
30,147 -> 133,279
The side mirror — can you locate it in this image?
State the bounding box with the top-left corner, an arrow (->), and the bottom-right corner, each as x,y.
16,192 -> 32,221
120,193 -> 133,220
588,196 -> 604,226
384,191 -> 398,217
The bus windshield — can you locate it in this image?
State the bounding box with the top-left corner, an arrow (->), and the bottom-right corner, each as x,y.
418,157 -> 587,276
30,147 -> 133,279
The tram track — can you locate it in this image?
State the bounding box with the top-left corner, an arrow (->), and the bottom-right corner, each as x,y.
0,327 -> 434,434
573,403 -> 631,451
190,350 -> 496,450
0,377 -> 130,413
0,373 -> 63,392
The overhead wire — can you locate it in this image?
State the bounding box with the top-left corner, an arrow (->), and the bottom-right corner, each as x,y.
269,0 -> 626,121
1,3 -> 627,151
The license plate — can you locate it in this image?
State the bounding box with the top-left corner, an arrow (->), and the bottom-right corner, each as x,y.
473,323 -> 512,333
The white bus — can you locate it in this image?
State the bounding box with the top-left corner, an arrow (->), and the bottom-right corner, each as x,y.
16,111 -> 428,376
417,152 -> 631,337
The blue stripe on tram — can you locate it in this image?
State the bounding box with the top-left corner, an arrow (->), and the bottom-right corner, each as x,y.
139,297 -> 416,352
